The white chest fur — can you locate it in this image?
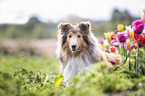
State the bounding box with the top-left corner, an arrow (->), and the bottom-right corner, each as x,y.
62,55 -> 91,82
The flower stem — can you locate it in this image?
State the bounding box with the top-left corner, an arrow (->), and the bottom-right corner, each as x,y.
129,47 -> 131,70
122,43 -> 125,64
136,34 -> 139,73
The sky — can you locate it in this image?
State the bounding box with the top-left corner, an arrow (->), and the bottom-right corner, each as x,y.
0,0 -> 145,24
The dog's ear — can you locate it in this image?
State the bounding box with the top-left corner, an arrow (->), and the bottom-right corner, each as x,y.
58,22 -> 72,33
78,21 -> 91,34
83,35 -> 90,45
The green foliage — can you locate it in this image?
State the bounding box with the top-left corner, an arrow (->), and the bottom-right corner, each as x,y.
120,47 -> 145,75
0,56 -> 145,96
71,63 -> 135,94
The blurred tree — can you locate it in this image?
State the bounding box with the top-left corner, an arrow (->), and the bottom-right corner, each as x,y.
123,10 -> 133,24
110,8 -> 134,31
111,9 -> 133,22
6,25 -> 18,39
0,9 -> 138,40
33,24 -> 44,39
26,16 -> 41,29
111,9 -> 123,21
27,17 -> 41,25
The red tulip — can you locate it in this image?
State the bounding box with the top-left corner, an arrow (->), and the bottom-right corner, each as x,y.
139,37 -> 145,47
134,34 -> 142,40
109,46 -> 116,53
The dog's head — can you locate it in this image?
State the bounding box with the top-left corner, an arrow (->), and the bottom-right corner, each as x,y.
58,22 -> 92,56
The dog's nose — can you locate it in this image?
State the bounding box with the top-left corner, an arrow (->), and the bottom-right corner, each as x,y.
71,44 -> 76,51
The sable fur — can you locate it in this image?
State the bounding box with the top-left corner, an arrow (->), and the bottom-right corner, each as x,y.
56,21 -> 121,81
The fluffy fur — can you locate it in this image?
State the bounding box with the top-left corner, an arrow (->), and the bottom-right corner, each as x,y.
56,22 -> 121,81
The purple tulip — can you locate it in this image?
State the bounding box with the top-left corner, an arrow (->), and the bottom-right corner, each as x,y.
111,61 -> 116,65
117,32 -> 127,43
132,20 -> 145,34
132,20 -> 143,26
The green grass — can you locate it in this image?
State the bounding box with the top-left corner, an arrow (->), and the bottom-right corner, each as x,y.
0,56 -> 61,96
0,56 -> 59,73
0,55 -> 145,96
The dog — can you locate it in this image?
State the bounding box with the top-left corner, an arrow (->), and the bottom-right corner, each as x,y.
56,21 -> 121,82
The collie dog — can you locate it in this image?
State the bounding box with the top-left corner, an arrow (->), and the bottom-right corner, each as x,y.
56,22 -> 121,82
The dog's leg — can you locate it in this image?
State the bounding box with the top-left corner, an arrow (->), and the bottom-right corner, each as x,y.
66,80 -> 69,87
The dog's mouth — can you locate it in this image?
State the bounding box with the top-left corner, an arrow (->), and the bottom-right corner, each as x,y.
71,47 -> 80,52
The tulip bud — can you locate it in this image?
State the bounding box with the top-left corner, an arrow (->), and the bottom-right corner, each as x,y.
117,24 -> 124,31
111,61 -> 116,65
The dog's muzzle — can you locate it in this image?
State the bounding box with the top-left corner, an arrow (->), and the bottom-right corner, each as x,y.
71,44 -> 76,51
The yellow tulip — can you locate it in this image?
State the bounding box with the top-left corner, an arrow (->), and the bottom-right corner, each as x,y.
104,31 -> 114,42
117,24 -> 124,31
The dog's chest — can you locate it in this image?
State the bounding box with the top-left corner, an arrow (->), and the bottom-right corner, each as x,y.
62,55 -> 91,81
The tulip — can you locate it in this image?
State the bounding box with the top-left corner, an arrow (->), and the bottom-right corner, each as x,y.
104,31 -> 115,42
109,46 -> 116,53
100,40 -> 104,44
117,32 -> 127,64
125,25 -> 134,40
112,40 -> 120,47
100,40 -> 105,49
111,61 -> 116,65
134,34 -> 142,40
139,37 -> 145,47
132,20 -> 145,34
132,20 -> 143,27
117,24 -> 124,31
132,20 -> 144,73
134,24 -> 144,34
117,32 -> 127,43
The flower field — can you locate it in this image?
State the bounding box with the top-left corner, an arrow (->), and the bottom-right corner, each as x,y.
0,9 -> 145,96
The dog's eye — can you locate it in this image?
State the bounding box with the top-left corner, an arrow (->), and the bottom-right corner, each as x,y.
78,35 -> 81,38
69,35 -> 71,38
